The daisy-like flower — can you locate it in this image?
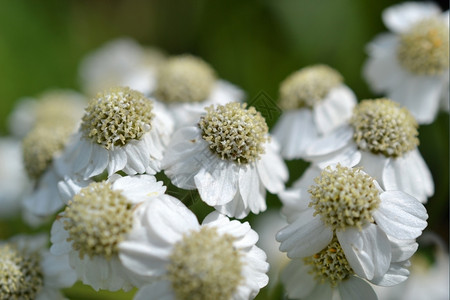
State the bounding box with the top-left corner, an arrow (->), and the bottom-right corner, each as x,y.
276,164 -> 427,282
153,54 -> 244,128
79,38 -> 166,96
50,174 -> 166,291
118,195 -> 269,300
363,2 -> 449,124
60,86 -> 174,180
0,234 -> 77,300
271,64 -> 357,159
281,235 -> 417,300
163,102 -> 288,219
7,89 -> 86,138
305,98 -> 434,203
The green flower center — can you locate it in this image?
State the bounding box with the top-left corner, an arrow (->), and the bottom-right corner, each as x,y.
155,55 -> 216,103
308,165 -> 380,231
199,103 -> 269,164
397,18 -> 449,75
0,244 -> 44,299
304,237 -> 353,287
81,87 -> 153,149
63,181 -> 134,259
167,227 -> 243,300
350,98 -> 419,157
278,65 -> 343,109
35,90 -> 85,126
22,123 -> 73,180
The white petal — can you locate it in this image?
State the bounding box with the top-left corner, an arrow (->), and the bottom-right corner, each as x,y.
338,276 -> 377,300
215,192 -> 250,219
304,125 -> 354,158
281,259 -> 317,299
134,281 -> 176,300
50,219 -> 72,255
277,209 -> 333,258
107,147 -> 128,175
370,261 -> 410,286
388,235 -> 418,262
303,282 -> 333,300
313,85 -> 356,135
382,2 -> 441,33
373,191 -> 428,239
256,140 -> 288,193
82,144 -> 109,178
357,151 -> 388,188
239,165 -> 266,216
195,160 -> 238,206
113,175 -> 166,204
337,224 -> 391,280
382,149 -> 434,203
72,139 -> 93,174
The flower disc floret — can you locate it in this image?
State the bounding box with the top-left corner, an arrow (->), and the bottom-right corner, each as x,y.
0,244 -> 44,299
397,18 -> 449,75
63,182 -> 133,259
303,237 -> 353,287
308,165 -> 380,231
199,102 -> 269,164
279,65 -> 343,110
81,87 -> 153,149
155,55 -> 216,103
22,123 -> 73,179
167,227 -> 243,300
350,98 -> 419,157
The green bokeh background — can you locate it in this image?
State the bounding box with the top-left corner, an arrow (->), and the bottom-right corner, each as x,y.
0,0 -> 448,299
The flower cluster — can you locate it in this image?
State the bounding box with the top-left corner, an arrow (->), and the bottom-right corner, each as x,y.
0,2 -> 448,300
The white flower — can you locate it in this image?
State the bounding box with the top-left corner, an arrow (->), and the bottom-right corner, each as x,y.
272,64 -> 357,159
118,195 -> 269,300
305,98 -> 434,203
363,2 -> 449,124
0,138 -> 30,218
79,38 -> 166,96
163,102 -> 288,219
373,232 -> 449,300
50,175 -> 166,291
276,164 -> 428,282
7,89 -> 86,138
280,235 -> 417,300
59,87 -> 174,180
152,54 -> 244,128
0,234 -> 77,300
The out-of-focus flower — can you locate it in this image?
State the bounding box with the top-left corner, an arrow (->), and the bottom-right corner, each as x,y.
272,65 -> 357,159
79,38 -> 166,96
119,195 -> 269,300
277,164 -> 427,282
0,234 -> 77,300
305,98 -> 434,203
59,87 -> 174,180
163,102 -> 288,219
373,232 -> 449,300
153,54 -> 244,128
363,2 -> 449,124
50,175 -> 165,291
0,138 -> 30,218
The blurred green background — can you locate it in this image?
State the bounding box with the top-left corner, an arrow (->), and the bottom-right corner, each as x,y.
0,0 -> 448,299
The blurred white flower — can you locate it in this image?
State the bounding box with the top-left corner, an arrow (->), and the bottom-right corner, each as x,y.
305,98 -> 434,203
50,175 -> 165,292
59,87 -> 174,180
272,64 -> 357,159
0,138 -> 30,219
0,234 -> 76,300
363,2 -> 449,124
277,164 -> 427,283
153,54 -> 245,128
119,195 -> 269,300
79,38 -> 166,96
163,102 -> 288,219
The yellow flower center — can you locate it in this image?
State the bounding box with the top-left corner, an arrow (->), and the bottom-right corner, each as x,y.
63,182 -> 134,259
81,87 -> 153,149
350,98 -> 419,157
278,65 -> 343,109
199,103 -> 268,164
397,18 -> 449,75
155,55 -> 216,103
308,165 -> 380,231
0,244 -> 44,299
167,227 -> 243,300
